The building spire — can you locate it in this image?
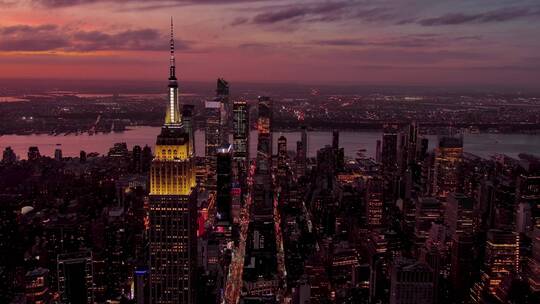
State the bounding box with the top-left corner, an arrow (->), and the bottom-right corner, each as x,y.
169,16 -> 176,80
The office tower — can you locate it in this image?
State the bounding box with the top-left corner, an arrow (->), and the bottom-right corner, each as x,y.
446,193 -> 475,298
516,202 -> 533,234
277,135 -> 287,178
25,267 -> 50,304
301,125 -> 308,159
2,146 -> 16,163
414,197 -> 442,247
57,251 -> 94,304
256,96 -> 272,173
516,174 -> 540,229
389,258 -> 434,304
406,122 -> 419,165
433,136 -> 463,200
332,130 -> 344,171
471,230 -> 519,301
366,176 -> 384,227
445,193 -> 474,238
183,104 -> 195,155
216,78 -> 230,144
381,124 -> 400,203
296,141 -> 303,172
148,20 -> 197,304
132,145 -> 142,172
216,144 -> 232,225
28,146 -> 40,161
54,144 -> 62,161
296,126 -> 308,177
142,145 -> 153,172
205,99 -> 222,189
232,100 -> 249,162
381,124 -> 399,171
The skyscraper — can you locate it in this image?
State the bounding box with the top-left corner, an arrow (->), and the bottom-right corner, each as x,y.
256,96 -> 272,174
205,99 -> 222,189
366,176 -> 384,227
471,230 -> 519,302
216,78 -> 230,145
148,20 -> 197,304
216,144 -> 232,225
446,193 -> 475,298
182,104 -> 195,155
57,251 -> 94,304
389,258 -> 434,304
277,135 -> 288,178
433,136 -> 463,200
232,100 -> 249,162
381,124 -> 399,172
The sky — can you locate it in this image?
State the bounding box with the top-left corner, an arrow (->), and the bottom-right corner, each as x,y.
0,0 -> 539,88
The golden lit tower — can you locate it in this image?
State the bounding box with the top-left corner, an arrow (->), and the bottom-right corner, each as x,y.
148,18 -> 197,304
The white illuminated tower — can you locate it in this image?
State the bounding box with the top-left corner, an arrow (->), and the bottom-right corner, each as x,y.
165,18 -> 181,126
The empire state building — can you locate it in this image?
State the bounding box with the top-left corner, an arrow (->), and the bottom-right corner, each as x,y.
149,19 -> 197,304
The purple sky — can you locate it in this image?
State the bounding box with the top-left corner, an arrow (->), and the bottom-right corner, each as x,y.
0,0 -> 539,88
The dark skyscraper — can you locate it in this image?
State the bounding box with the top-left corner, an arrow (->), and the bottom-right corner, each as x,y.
205,99 -> 222,189
27,146 -> 40,161
148,20 -> 197,304
332,129 -> 339,151
256,96 -> 272,174
216,144 -> 232,225
277,135 -> 287,178
57,251 -> 94,304
182,104 -> 195,155
382,124 -> 399,171
2,146 -> 16,163
216,78 -> 230,145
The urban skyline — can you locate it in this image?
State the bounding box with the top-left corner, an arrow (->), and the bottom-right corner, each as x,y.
1,2 -> 540,304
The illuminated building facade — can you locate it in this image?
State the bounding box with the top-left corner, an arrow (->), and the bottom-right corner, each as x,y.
414,197 -> 442,247
471,230 -> 519,302
148,20 -> 197,304
527,228 -> 540,292
433,136 -> 463,200
233,100 -> 249,161
366,176 -> 384,227
25,267 -> 50,304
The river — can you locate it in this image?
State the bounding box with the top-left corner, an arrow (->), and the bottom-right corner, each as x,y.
0,126 -> 539,160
